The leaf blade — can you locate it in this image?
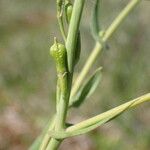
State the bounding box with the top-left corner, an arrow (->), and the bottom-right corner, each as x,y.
70,67 -> 102,107
67,93 -> 150,133
91,0 -> 101,42
50,101 -> 133,139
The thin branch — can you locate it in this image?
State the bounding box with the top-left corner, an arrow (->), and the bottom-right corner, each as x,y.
70,0 -> 141,99
66,0 -> 85,73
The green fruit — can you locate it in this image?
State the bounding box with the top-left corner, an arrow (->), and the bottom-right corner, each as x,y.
50,38 -> 67,73
65,1 -> 73,24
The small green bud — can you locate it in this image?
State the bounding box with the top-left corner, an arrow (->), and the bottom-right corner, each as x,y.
65,1 -> 73,24
50,38 -> 67,73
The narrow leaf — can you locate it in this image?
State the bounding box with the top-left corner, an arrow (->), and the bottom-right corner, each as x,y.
70,67 -> 102,107
67,93 -> 150,134
49,101 -> 133,139
91,0 -> 101,42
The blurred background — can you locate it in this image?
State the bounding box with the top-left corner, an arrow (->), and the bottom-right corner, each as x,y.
0,0 -> 150,150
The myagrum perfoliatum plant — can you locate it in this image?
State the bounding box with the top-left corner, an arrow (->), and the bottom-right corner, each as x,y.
30,0 -> 150,150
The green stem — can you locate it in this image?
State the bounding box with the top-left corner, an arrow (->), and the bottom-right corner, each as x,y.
39,118 -> 55,150
70,0 -> 141,98
45,138 -> 61,150
29,118 -> 55,150
45,1 -> 86,150
39,0 -> 141,149
56,73 -> 69,130
57,0 -> 67,41
66,0 -> 85,73
46,69 -> 69,150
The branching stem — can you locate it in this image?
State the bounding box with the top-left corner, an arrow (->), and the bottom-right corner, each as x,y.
38,1 -> 142,150
45,0 -> 86,150
70,0 -> 141,98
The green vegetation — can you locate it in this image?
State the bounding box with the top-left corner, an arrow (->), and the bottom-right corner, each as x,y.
0,0 -> 149,150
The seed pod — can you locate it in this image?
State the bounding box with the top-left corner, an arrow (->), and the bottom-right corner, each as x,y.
65,0 -> 73,24
50,38 -> 67,73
